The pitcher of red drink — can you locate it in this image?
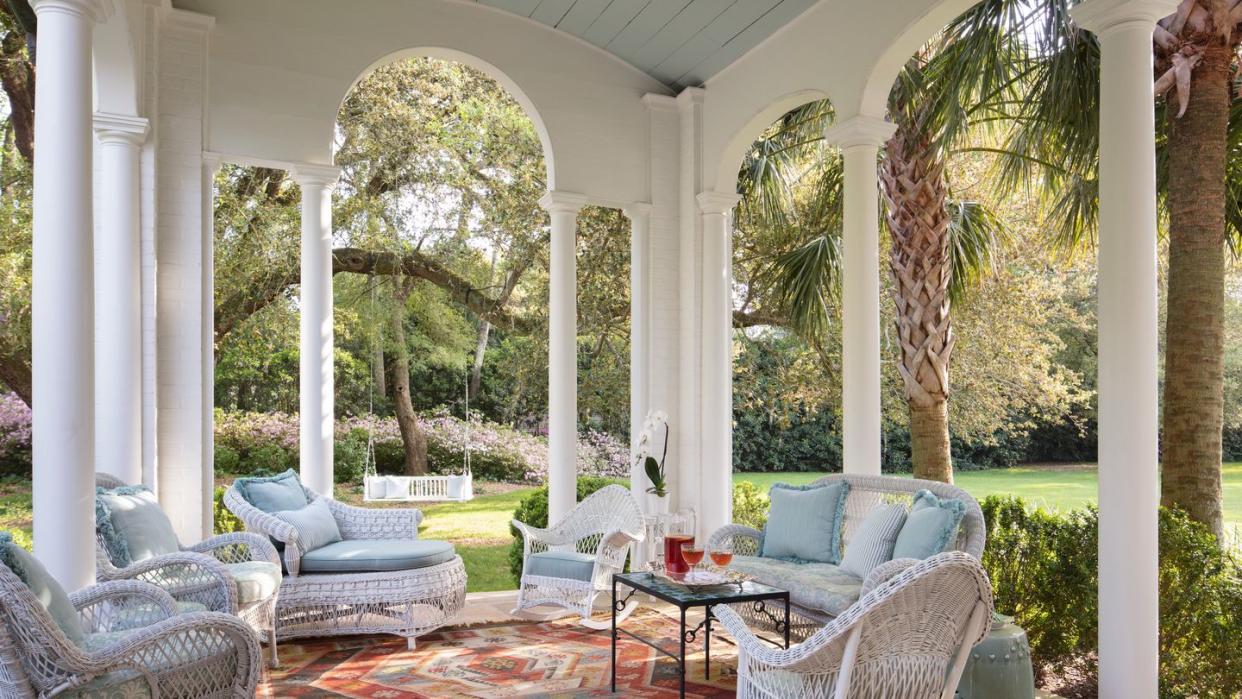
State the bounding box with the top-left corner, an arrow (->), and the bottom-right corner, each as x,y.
664,534 -> 695,574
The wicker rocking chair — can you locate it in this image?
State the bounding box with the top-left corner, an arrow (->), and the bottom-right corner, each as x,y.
0,542 -> 261,698
713,552 -> 993,699
94,473 -> 282,668
511,484 -> 645,628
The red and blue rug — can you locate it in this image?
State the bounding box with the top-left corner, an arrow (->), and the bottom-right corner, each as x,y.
261,609 -> 737,697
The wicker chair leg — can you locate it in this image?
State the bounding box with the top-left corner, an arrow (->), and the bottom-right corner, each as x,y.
407,636 -> 417,650
267,627 -> 279,668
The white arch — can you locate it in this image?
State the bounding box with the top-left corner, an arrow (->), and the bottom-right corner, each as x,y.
339,47 -> 555,188
710,88 -> 831,195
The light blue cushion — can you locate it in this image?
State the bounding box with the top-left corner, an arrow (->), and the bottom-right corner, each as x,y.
61,669 -> 151,698
525,550 -> 596,582
727,555 -> 863,616
760,481 -> 850,564
892,489 -> 966,560
840,503 -> 908,578
224,561 -> 281,604
234,470 -> 308,513
273,498 -> 342,552
299,539 -> 456,574
96,486 -> 180,567
0,533 -> 85,646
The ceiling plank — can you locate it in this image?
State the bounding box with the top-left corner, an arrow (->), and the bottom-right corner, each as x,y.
580,0 -> 650,47
530,0 -> 577,25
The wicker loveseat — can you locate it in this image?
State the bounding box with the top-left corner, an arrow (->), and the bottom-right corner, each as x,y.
94,473 -> 282,667
707,474 -> 985,638
223,472 -> 467,649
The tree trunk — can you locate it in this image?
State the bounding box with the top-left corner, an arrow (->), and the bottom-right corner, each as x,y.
469,319 -> 489,400
390,283 -> 428,476
881,123 -> 955,482
1160,43 -> 1230,539
372,337 -> 386,399
0,29 -> 35,165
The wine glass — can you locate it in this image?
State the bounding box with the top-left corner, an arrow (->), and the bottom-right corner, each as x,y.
681,541 -> 705,575
709,543 -> 734,570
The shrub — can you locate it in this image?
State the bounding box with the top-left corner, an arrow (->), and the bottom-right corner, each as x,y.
507,476 -> 625,584
981,496 -> 1242,697
0,394 -> 31,478
333,433 -> 367,484
214,444 -> 242,475
731,481 -> 769,530
246,444 -> 294,475
213,486 -> 243,535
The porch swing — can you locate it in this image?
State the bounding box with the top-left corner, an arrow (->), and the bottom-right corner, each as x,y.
361,276 -> 474,503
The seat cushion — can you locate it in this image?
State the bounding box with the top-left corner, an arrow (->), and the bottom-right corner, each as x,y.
234,469 -> 308,513
525,550 -> 596,582
61,669 -> 152,698
108,601 -> 208,632
95,486 -> 181,567
0,533 -> 85,646
299,539 -> 456,574
272,498 -> 342,552
760,481 -> 850,564
225,561 -> 281,605
728,555 -> 863,617
892,489 -> 966,560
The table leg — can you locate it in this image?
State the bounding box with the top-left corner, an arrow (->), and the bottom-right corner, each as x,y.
680,606 -> 687,698
611,578 -> 617,692
704,607 -> 712,679
784,595 -> 791,649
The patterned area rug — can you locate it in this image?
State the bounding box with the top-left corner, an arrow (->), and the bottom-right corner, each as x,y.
261,609 -> 738,697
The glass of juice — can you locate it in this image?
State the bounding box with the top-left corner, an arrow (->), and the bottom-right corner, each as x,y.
709,548 -> 733,568
681,542 -> 705,573
664,534 -> 694,574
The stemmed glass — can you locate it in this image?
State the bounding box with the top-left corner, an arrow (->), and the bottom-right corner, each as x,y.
709,543 -> 733,570
680,541 -> 705,575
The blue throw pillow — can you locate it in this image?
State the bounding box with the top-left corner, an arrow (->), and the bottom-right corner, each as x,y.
95,485 -> 181,567
235,469 -> 308,513
892,489 -> 966,560
0,532 -> 85,646
273,498 -> 342,553
760,481 -> 850,564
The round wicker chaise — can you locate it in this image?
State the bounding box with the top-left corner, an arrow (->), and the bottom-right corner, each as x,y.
224,476 -> 466,649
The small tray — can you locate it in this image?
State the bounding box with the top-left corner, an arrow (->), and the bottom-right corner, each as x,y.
654,569 -> 738,590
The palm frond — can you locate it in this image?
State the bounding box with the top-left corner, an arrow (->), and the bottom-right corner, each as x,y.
946,199 -> 1010,302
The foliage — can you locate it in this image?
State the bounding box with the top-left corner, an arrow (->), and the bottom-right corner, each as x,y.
212,487 -> 244,535
731,482 -> 769,530
981,496 -> 1242,697
0,393 -> 30,476
506,476 -> 624,584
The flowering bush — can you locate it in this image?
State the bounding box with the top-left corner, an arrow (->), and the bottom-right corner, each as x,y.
0,394 -> 31,475
213,409 -> 629,483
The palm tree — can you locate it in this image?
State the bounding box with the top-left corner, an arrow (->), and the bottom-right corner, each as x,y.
737,0 -> 1025,481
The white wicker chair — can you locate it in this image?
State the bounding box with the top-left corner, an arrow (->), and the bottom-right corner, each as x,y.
511,484 -> 644,628
223,480 -> 467,649
713,552 -> 993,699
0,562 -> 261,698
94,473 -> 282,668
708,473 -> 986,637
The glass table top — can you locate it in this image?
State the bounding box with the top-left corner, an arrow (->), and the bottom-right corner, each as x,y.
615,571 -> 787,605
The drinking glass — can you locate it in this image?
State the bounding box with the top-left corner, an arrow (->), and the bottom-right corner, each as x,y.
709,544 -> 733,569
681,542 -> 705,573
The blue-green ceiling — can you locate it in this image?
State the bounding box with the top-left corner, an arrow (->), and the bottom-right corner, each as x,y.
476,0 -> 817,90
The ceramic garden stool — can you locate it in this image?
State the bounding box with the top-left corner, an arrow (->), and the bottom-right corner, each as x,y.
955,614 -> 1036,699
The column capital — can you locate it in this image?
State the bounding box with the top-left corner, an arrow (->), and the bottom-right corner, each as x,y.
696,191 -> 741,215
539,190 -> 588,214
93,112 -> 148,146
202,151 -> 224,176
31,0 -> 112,22
676,87 -> 706,109
621,202 -> 653,221
641,94 -> 678,112
292,164 -> 342,188
1070,0 -> 1177,34
823,115 -> 897,150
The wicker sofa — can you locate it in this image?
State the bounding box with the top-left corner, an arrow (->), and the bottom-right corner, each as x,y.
223,473 -> 467,649
707,474 -> 985,638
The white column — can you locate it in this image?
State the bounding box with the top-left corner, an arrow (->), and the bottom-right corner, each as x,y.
824,116 -> 896,476
1070,1 -> 1174,696
697,191 -> 741,539
624,203 -> 652,502
93,113 -> 148,486
201,153 -> 222,534
540,191 -> 587,524
294,165 -> 341,498
31,0 -> 111,591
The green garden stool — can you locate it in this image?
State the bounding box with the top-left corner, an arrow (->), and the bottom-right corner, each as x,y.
955,614 -> 1035,699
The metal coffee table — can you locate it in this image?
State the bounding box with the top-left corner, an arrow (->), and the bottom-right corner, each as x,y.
611,571 -> 790,698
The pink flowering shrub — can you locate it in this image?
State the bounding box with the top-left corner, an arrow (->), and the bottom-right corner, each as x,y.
0,394 -> 31,472
213,408 -> 629,483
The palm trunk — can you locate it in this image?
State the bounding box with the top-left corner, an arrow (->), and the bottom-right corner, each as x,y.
881,123 -> 955,482
1160,43 -> 1230,539
390,283 -> 428,476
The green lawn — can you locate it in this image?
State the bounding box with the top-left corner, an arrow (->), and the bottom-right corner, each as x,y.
735,462 -> 1242,525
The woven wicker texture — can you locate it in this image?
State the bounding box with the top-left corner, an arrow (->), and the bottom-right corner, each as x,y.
512,484 -> 644,622
223,479 -> 466,646
0,559 -> 261,698
714,551 -> 993,699
94,473 -> 282,667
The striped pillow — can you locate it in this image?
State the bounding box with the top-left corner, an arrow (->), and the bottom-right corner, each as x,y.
839,503 -> 908,578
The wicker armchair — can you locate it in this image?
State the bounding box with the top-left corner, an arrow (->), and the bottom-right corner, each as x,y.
94,473 -> 281,668
223,479 -> 467,649
713,552 -> 993,699
708,473 -> 985,637
512,484 -> 644,628
0,562 -> 261,698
